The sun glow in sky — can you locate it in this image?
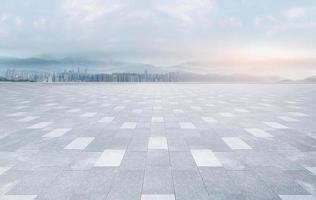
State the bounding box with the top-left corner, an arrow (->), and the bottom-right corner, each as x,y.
0,0 -> 316,78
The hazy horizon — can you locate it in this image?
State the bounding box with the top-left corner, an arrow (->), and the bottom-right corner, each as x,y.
1,0 -> 316,79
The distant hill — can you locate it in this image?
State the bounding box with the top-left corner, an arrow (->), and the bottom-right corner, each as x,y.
173,71 -> 283,82
277,79 -> 296,83
0,56 -> 165,74
304,75 -> 316,82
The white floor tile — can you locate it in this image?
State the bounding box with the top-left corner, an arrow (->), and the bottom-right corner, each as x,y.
87,101 -> 97,105
286,101 -> 300,104
0,166 -> 12,175
94,149 -> 126,167
179,122 -> 196,129
132,109 -> 143,114
191,106 -> 202,110
18,101 -> 31,104
279,195 -> 315,200
245,128 -> 273,138
148,137 -> 168,149
173,109 -> 184,114
27,122 -> 52,129
64,137 -> 94,150
15,106 -> 29,110
305,167 -> 316,175
98,116 -> 114,123
153,106 -> 163,110
249,106 -> 261,109
120,122 -> 137,129
141,194 -> 175,200
80,112 -> 97,117
17,116 -> 39,122
152,117 -> 164,123
191,149 -> 222,167
202,117 -> 217,123
45,103 -> 58,107
8,112 -> 28,117
259,103 -> 272,107
220,112 -> 235,117
114,106 -> 125,111
287,105 -> 302,109
66,108 -> 81,113
264,122 -> 288,129
43,128 -> 72,138
289,112 -> 309,117
234,108 -> 249,113
55,106 -> 68,109
278,116 -> 299,122
222,137 -> 252,150
2,195 -> 38,200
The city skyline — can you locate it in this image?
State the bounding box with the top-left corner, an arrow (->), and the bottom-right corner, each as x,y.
1,0 -> 316,79
5,67 -> 316,83
3,68 -> 179,82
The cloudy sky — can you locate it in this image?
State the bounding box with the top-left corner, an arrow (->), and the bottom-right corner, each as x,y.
0,0 -> 316,79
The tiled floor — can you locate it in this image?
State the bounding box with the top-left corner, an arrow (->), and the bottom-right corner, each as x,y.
0,83 -> 316,200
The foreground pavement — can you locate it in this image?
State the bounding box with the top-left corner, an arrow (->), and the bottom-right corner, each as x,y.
0,83 -> 316,200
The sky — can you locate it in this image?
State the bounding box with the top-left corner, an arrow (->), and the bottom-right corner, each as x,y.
0,0 -> 316,79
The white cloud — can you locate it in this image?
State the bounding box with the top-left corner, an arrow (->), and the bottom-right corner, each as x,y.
253,17 -> 261,27
265,21 -> 316,36
264,7 -> 316,35
63,0 -> 124,26
228,17 -> 242,27
0,14 -> 9,23
15,17 -> 23,26
285,7 -> 316,21
266,15 -> 276,23
286,7 -> 307,20
0,14 -> 23,36
33,17 -> 46,28
253,15 -> 277,29
126,10 -> 156,21
155,0 -> 214,24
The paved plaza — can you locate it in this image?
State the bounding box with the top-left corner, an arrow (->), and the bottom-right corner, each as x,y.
0,83 -> 316,200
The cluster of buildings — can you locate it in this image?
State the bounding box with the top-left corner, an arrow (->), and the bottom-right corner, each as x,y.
4,68 -> 179,82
